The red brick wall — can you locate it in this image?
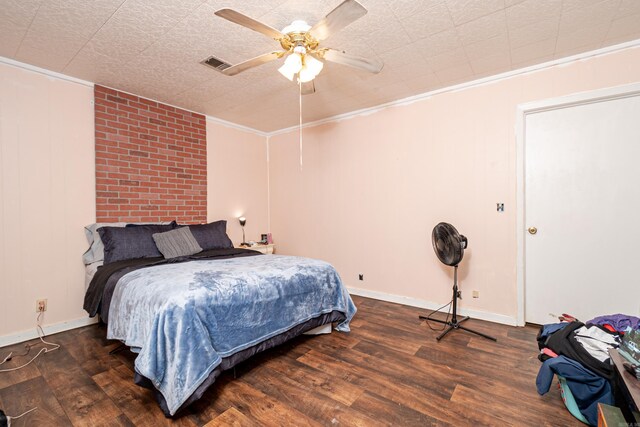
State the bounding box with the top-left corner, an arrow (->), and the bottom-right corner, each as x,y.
94,85 -> 207,223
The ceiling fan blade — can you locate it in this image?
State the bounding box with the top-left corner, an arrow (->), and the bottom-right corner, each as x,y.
215,8 -> 284,40
222,51 -> 284,76
301,80 -> 316,95
323,49 -> 383,74
309,0 -> 367,41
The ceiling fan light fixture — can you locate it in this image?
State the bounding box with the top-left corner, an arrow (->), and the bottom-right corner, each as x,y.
278,63 -> 295,81
298,66 -> 316,83
278,53 -> 303,81
304,54 -> 324,77
297,54 -> 323,83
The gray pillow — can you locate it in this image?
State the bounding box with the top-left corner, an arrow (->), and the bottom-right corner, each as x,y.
153,227 -> 203,259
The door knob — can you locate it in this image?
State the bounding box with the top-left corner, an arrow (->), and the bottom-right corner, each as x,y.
528,227 -> 537,235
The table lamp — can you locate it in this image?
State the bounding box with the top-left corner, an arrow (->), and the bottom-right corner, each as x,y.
238,216 -> 247,246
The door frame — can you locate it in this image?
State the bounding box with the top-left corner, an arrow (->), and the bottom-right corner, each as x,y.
515,82 -> 640,326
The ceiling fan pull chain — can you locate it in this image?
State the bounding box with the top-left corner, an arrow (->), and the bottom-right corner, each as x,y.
299,78 -> 303,168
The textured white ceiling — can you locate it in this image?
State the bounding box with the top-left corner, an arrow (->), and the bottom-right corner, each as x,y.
1,0 -> 639,132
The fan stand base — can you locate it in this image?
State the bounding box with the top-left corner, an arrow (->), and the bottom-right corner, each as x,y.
419,264 -> 497,342
419,314 -> 497,342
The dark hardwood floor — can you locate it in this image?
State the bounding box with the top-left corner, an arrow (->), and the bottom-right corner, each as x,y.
0,296 -> 581,426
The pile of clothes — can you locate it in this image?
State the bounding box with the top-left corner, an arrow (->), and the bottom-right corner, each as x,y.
535,314 -> 640,426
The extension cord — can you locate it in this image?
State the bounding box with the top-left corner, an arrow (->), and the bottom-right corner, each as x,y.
0,312 -> 56,425
0,312 -> 60,373
0,407 -> 37,426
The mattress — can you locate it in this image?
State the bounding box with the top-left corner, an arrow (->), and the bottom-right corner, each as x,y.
83,248 -> 356,416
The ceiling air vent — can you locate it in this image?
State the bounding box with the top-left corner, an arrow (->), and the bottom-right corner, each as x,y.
201,56 -> 232,72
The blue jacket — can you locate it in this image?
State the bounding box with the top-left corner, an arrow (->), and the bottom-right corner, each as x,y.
536,355 -> 613,426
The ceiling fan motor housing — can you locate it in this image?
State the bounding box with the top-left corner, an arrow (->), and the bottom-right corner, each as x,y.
279,31 -> 320,55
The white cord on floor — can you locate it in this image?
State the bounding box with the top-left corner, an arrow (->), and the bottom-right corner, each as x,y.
0,353 -> 11,365
7,406 -> 38,422
0,312 -> 54,426
0,311 -> 60,373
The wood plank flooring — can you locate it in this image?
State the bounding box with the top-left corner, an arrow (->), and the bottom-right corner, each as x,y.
0,296 -> 581,426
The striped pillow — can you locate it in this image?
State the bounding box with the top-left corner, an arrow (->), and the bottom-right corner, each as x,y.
152,227 -> 202,259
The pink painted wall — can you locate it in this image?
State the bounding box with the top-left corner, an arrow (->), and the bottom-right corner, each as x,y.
0,64 -> 269,343
207,119 -> 268,246
0,62 -> 95,341
268,47 -> 640,322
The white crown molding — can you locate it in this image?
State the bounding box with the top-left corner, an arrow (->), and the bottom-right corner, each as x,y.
0,56 -> 231,125
0,55 -> 94,87
3,39 -> 640,139
347,286 -> 518,326
268,38 -> 640,137
0,57 -> 205,119
0,316 -> 99,348
205,115 -> 269,137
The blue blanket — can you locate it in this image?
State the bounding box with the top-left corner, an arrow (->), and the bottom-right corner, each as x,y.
107,254 -> 356,415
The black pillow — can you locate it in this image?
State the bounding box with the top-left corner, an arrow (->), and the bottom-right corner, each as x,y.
99,221 -> 177,264
188,220 -> 233,250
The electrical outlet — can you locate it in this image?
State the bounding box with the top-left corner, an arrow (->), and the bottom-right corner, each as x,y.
36,299 -> 47,312
472,290 -> 480,298
358,273 -> 364,281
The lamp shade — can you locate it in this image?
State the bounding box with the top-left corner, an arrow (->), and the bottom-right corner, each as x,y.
297,54 -> 324,83
278,53 -> 303,81
278,63 -> 295,81
305,54 -> 323,76
297,66 -> 315,83
238,216 -> 246,227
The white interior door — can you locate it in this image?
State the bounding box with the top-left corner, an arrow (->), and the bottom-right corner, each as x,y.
525,93 -> 640,325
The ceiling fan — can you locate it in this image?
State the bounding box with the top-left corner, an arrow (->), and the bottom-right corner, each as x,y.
202,0 -> 384,94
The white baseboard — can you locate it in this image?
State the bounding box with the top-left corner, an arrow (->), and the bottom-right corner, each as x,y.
0,290 -> 516,347
347,286 -> 518,326
0,316 -> 99,348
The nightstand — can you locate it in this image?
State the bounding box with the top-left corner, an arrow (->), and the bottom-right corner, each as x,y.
236,244 -> 275,254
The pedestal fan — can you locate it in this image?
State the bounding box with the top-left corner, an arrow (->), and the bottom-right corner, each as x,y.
419,222 -> 497,342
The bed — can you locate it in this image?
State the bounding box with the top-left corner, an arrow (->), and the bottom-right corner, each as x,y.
82,222 -> 356,417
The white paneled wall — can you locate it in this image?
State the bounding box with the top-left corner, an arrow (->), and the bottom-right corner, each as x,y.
0,61 -> 95,344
